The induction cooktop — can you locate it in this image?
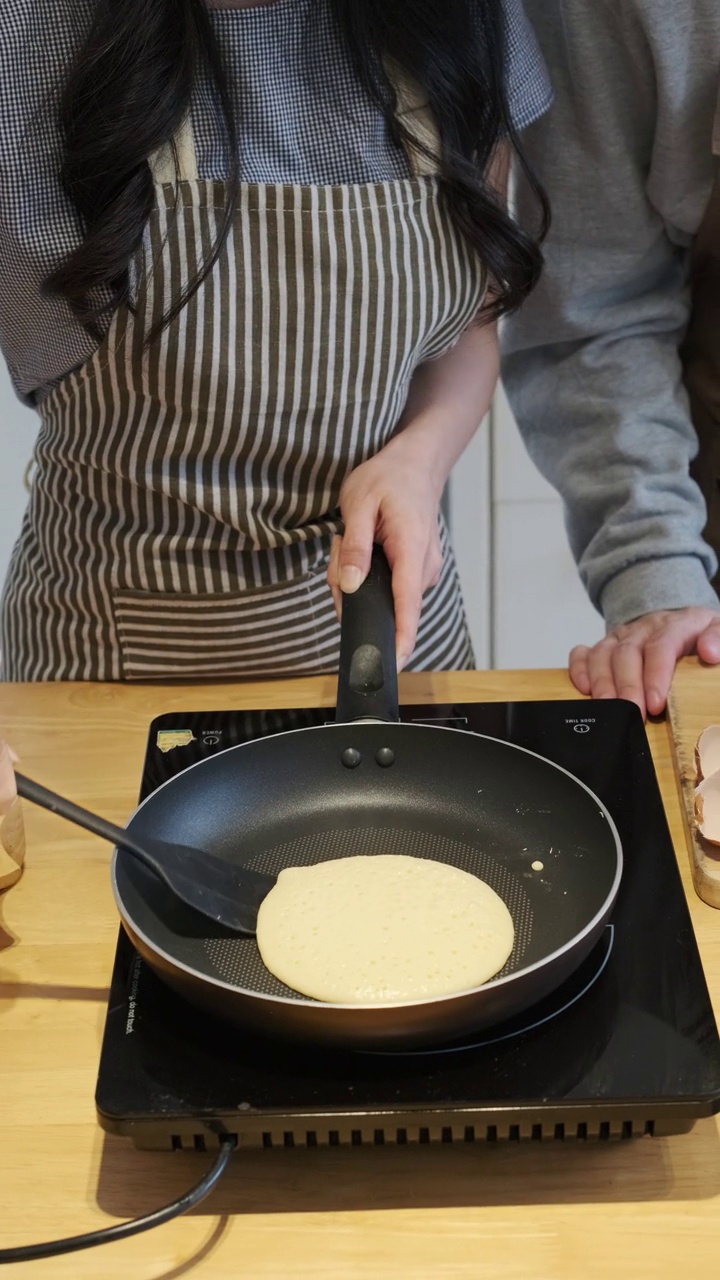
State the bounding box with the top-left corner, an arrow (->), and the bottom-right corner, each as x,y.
95,699 -> 720,1150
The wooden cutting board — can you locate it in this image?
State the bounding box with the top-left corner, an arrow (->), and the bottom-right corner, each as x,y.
668,658 -> 720,908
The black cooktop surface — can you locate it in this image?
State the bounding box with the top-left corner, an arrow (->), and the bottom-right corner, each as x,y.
95,700 -> 720,1150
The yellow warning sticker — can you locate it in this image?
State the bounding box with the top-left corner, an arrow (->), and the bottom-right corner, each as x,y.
156,730 -> 197,754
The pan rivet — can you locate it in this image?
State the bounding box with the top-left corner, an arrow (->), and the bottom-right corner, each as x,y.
341,748 -> 362,769
375,748 -> 395,768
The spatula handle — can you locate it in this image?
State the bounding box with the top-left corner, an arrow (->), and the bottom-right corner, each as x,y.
13,772 -> 153,867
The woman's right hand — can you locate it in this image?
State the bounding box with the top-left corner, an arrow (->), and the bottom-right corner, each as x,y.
328,320 -> 501,669
327,435 -> 444,671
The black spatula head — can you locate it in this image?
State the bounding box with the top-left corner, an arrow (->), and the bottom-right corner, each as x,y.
14,771 -> 275,934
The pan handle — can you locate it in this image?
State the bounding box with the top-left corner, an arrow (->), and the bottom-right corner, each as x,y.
335,545 -> 400,724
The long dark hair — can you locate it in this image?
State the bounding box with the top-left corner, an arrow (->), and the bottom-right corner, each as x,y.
46,0 -> 548,337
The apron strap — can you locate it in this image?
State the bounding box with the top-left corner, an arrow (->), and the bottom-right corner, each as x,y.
147,113 -> 199,185
386,62 -> 442,178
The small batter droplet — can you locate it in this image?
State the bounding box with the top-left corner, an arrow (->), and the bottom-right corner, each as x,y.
531,860 -> 544,872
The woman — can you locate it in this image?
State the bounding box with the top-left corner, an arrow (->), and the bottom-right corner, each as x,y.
0,0 -> 550,681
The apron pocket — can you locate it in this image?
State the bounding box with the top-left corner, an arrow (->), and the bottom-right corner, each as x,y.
112,571 -> 340,680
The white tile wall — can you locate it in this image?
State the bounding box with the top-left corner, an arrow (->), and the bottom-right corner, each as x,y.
448,384 -> 605,670
492,501 -> 604,668
490,389 -> 605,668
492,383 -> 557,504
448,420 -> 491,669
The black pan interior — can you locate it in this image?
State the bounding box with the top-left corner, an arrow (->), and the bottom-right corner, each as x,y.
113,721 -> 621,1002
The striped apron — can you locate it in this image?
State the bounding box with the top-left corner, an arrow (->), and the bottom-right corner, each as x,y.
1,91 -> 486,682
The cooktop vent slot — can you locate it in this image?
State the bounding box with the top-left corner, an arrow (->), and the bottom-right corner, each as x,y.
161,1115 -> 668,1151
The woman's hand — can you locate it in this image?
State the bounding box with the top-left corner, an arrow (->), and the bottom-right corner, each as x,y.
328,437 -> 444,670
327,320 -> 500,669
569,606 -> 720,718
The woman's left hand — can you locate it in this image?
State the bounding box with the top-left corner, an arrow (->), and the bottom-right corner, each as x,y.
569,606 -> 720,718
328,437 -> 444,671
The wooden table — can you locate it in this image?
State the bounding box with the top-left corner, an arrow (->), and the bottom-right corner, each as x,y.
1,664 -> 719,1280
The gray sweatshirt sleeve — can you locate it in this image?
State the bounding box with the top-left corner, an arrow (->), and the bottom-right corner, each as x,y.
501,0 -> 720,629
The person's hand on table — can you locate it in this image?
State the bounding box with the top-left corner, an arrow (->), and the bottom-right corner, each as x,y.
328,439 -> 443,671
569,606 -> 720,718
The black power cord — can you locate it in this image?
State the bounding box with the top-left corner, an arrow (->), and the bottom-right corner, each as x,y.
0,1138 -> 235,1264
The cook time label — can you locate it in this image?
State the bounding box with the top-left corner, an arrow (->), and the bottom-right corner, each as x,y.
565,717 -> 596,735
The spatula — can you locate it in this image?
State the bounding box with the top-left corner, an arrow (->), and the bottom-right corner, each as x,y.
14,771 -> 275,934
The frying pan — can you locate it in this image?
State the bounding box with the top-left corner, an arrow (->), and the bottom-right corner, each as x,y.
114,552 -> 622,1049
